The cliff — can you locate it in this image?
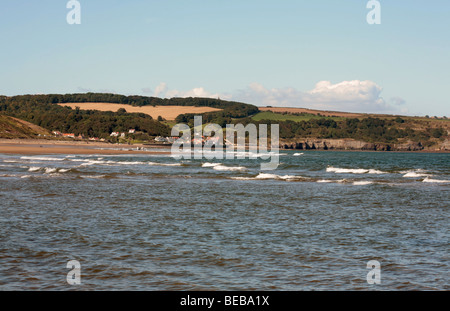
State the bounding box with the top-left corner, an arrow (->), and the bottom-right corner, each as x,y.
280,138 -> 449,152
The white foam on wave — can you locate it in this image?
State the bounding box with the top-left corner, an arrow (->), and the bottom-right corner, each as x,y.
403,171 -> 430,178
367,169 -> 386,174
79,160 -> 113,166
77,159 -> 148,166
327,167 -> 368,174
327,167 -> 387,174
20,156 -> 63,162
213,165 -> 247,171
293,153 -> 304,156
422,177 -> 449,183
232,173 -> 303,181
148,161 -> 182,167
352,181 -> 374,186
202,162 -> 222,167
28,167 -> 41,172
44,168 -> 58,174
80,175 -> 106,179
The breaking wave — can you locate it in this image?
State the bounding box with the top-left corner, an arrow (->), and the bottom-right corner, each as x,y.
327,167 -> 387,174
403,171 -> 430,178
232,173 -> 305,181
213,165 -> 247,171
422,177 -> 449,183
20,156 -> 64,162
352,181 -> 374,186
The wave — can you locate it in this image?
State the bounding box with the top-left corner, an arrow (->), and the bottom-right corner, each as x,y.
367,169 -> 386,174
352,181 -> 374,186
44,168 -> 58,174
403,171 -> 430,178
148,162 -> 182,167
80,175 -> 108,179
20,156 -> 63,162
202,163 -> 222,167
232,173 -> 304,181
28,167 -> 73,174
213,165 -> 247,171
327,167 -> 387,174
202,162 -> 246,171
422,177 -> 449,183
293,153 -> 304,156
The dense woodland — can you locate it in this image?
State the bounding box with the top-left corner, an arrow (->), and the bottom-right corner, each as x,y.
0,94 -> 170,139
0,93 -> 258,139
236,117 -> 447,145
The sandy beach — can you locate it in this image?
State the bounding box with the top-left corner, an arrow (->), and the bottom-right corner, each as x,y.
0,139 -> 171,155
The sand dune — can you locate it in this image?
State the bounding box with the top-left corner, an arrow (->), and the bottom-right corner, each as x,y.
59,103 -> 222,120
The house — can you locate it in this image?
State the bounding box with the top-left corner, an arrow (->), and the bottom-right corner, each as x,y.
110,132 -> 119,137
154,136 -> 167,142
53,131 -> 62,136
128,129 -> 136,134
120,133 -> 126,138
62,133 -> 75,138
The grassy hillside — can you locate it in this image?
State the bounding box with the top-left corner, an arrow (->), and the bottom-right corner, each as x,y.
252,111 -> 345,122
0,114 -> 51,139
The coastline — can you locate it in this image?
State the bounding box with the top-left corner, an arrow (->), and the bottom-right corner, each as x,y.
0,139 -> 171,155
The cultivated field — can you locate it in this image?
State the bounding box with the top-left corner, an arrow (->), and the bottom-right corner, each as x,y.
59,103 -> 222,120
259,107 -> 364,117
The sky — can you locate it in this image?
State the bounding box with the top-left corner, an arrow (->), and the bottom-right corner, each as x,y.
0,0 -> 449,116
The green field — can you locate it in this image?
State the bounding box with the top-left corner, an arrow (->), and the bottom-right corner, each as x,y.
252,111 -> 344,122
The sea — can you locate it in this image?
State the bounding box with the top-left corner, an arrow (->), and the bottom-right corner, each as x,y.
0,149 -> 448,290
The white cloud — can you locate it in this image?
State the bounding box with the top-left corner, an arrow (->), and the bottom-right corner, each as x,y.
153,83 -> 232,100
147,80 -> 404,114
154,82 -> 168,97
233,80 -> 398,113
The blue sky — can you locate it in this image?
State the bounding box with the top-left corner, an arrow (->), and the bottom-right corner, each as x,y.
0,0 -> 449,116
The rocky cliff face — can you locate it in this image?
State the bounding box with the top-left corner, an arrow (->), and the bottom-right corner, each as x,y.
280,138 -> 446,152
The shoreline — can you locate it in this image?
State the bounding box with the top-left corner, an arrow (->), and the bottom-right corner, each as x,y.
0,139 -> 171,155
0,139 -> 448,155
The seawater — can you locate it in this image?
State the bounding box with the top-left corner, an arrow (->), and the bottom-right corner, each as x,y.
0,150 -> 448,290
